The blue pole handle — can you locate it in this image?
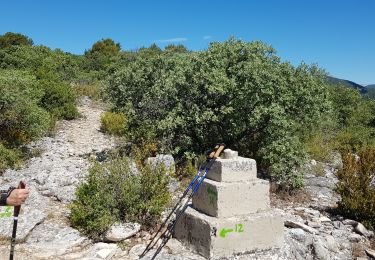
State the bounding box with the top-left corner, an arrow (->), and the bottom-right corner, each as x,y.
193,168 -> 209,193
183,166 -> 204,195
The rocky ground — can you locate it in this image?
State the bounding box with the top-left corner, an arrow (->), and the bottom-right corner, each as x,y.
0,97 -> 374,260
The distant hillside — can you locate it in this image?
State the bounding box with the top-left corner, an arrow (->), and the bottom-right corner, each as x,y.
365,87 -> 375,99
366,84 -> 375,89
326,76 -> 367,94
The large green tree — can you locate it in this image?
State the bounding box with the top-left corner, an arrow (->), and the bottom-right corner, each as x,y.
107,39 -> 331,188
85,38 -> 121,71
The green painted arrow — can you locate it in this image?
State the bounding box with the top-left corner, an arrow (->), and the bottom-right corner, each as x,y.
0,206 -> 12,218
219,228 -> 234,238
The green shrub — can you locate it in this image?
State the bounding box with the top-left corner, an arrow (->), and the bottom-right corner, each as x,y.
107,39 -> 331,189
100,112 -> 126,135
365,88 -> 375,99
0,143 -> 20,173
336,147 -> 375,230
302,84 -> 375,165
38,78 -> 78,120
333,126 -> 375,154
70,156 -> 170,240
127,142 -> 158,171
0,44 -> 93,83
0,32 -> 33,48
306,133 -> 333,162
174,159 -> 199,181
84,38 -> 121,72
0,70 -> 50,144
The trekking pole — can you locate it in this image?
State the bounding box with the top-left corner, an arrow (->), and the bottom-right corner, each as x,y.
176,144 -> 224,226
140,145 -> 222,257
9,181 -> 25,260
150,144 -> 225,259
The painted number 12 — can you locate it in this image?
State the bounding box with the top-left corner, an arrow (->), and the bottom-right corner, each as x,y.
235,223 -> 244,232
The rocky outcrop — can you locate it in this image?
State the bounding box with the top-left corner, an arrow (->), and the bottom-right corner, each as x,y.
0,98 -> 116,259
105,222 -> 141,242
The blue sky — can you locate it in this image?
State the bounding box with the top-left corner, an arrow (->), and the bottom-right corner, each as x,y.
1,0 -> 374,84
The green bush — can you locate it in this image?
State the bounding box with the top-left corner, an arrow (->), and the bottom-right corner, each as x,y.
100,111 -> 127,135
334,126 -> 375,154
319,85 -> 375,154
305,132 -> 335,162
107,39 -> 331,189
38,79 -> 78,120
0,143 -> 20,173
303,84 -> 375,163
336,148 -> 375,230
365,88 -> 375,99
84,38 -> 121,72
70,156 -> 170,240
0,44 -> 93,83
328,85 -> 372,127
0,32 -> 33,48
0,70 -> 50,144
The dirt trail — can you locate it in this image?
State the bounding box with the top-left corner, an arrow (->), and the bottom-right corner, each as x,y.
0,98 -> 202,260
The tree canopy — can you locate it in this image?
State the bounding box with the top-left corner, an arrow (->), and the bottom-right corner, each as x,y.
107,39 -> 331,188
0,32 -> 33,48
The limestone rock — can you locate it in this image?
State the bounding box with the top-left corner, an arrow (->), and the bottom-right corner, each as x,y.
366,249 -> 375,259
285,220 -> 318,234
343,219 -> 358,226
354,222 -> 371,237
168,178 -> 180,193
370,176 -> 375,188
289,228 -> 306,242
313,239 -> 329,260
333,221 -> 345,230
223,149 -> 238,159
24,222 -> 89,256
129,244 -> 147,258
0,185 -> 47,241
319,216 -> 331,223
105,222 -> 141,242
325,235 -> 338,253
348,233 -> 362,242
147,154 -> 175,173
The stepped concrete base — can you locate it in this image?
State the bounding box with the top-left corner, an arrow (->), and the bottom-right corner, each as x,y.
174,207 -> 283,259
192,179 -> 270,217
206,157 -> 257,182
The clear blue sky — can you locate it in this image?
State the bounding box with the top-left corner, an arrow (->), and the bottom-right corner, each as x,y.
1,0 -> 374,84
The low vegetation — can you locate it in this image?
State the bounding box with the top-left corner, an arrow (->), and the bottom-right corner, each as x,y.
0,144 -> 20,173
69,156 -> 171,240
336,147 -> 375,230
100,111 -> 127,136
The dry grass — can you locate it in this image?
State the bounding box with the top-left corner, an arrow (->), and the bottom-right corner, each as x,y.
270,182 -> 312,208
73,83 -> 101,100
352,242 -> 365,258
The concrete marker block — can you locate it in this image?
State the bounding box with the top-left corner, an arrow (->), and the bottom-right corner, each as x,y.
192,179 -> 270,217
206,157 -> 257,182
174,207 -> 284,259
